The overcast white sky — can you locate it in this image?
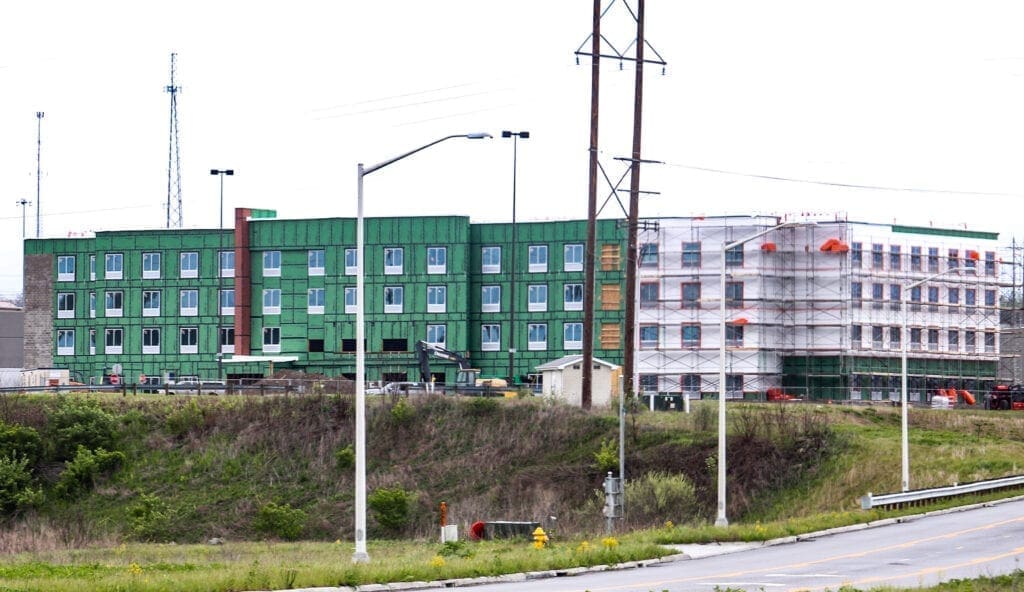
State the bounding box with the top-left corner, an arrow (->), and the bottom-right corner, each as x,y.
2,1 -> 1023,297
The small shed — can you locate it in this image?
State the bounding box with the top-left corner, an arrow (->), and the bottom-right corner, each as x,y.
534,355 -> 621,407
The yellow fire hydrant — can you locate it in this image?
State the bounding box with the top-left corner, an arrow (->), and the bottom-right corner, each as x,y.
532,526 -> 549,549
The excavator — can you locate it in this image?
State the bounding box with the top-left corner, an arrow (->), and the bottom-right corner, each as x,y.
414,341 -> 516,396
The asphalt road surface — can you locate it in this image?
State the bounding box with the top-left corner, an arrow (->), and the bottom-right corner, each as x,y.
459,498 -> 1024,592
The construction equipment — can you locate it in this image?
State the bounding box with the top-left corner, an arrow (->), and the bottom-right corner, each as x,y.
985,384 -> 1024,410
414,341 -> 513,395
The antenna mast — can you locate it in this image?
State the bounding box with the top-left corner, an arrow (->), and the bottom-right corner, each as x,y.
35,112 -> 44,238
165,53 -> 184,228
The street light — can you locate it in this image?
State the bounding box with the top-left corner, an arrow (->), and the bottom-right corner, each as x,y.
716,221 -> 803,527
900,264 -> 973,492
210,169 -> 234,383
501,131 -> 529,385
353,132 -> 491,563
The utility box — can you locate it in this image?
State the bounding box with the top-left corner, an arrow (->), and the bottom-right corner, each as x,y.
440,524 -> 458,543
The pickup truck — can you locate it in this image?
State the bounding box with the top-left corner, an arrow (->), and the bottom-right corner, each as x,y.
164,377 -> 226,395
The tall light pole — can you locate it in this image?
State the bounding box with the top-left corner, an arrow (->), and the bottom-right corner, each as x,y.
900,264 -> 972,492
211,169 -> 234,382
353,132 -> 490,563
716,221 -> 802,527
501,131 -> 529,385
16,199 -> 31,239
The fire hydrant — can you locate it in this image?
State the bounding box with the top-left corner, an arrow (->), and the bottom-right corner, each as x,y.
532,526 -> 549,549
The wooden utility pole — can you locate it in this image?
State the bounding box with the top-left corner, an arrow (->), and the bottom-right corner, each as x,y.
622,0 -> 646,399
581,0 -> 601,410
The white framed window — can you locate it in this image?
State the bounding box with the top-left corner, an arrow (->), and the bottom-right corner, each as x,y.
384,286 -> 404,313
528,284 -> 548,312
640,325 -> 659,348
180,251 -> 199,278
220,327 -> 235,354
57,292 -> 75,319
427,285 -> 447,313
528,245 -> 548,273
142,290 -> 161,317
263,327 -> 281,353
308,288 -> 325,315
682,242 -> 701,268
528,323 -> 548,351
220,251 -> 235,278
220,289 -> 235,316
142,327 -> 161,355
482,285 -> 501,313
263,251 -> 282,277
180,327 -> 198,354
105,253 -> 123,280
89,292 -> 96,319
104,327 -> 123,355
88,329 -> 96,355
142,252 -> 161,279
564,244 -> 583,272
563,322 -> 583,350
345,287 -> 357,314
105,291 -> 123,317
640,243 -> 659,267
563,283 -> 583,311
57,329 -> 75,356
308,249 -> 326,276
427,247 -> 447,274
345,248 -> 358,275
481,324 -> 501,352
180,289 -> 198,316
262,288 -> 281,315
426,324 -> 446,346
57,255 -> 76,282
89,255 -> 96,281
482,246 -> 501,274
384,247 -> 404,275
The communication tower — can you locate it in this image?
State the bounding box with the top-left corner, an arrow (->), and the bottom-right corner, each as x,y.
165,53 -> 184,228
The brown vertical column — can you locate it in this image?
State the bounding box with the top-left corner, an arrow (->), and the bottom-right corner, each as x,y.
234,208 -> 252,355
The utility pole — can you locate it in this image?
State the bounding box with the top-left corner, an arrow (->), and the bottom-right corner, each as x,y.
581,0 -> 602,410
35,112 -> 43,238
16,199 -> 31,238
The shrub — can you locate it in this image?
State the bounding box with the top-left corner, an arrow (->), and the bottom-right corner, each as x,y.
624,471 -> 699,529
253,502 -> 307,541
594,438 -> 619,474
0,422 -> 43,466
126,492 -> 172,541
166,400 -> 205,438
46,398 -> 119,461
0,456 -> 40,512
334,444 -> 355,470
54,446 -> 126,499
390,399 -> 414,424
465,397 -> 499,417
368,486 -> 416,533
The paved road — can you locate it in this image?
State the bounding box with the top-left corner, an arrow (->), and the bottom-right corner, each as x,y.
459,498 -> 1024,592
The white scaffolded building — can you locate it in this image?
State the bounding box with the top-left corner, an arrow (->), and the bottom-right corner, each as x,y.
636,215 -> 1005,402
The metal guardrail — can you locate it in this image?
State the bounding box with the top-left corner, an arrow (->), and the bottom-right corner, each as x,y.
861,474 -> 1024,510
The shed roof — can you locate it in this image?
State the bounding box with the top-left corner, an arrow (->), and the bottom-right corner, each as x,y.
534,355 -> 619,371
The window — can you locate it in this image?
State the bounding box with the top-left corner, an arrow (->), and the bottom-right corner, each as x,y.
985,289 -> 997,307
682,324 -> 700,348
910,328 -> 922,351
142,252 -> 161,279
308,249 -> 325,276
481,324 -> 501,352
640,325 -> 659,348
564,244 -> 583,272
872,283 -> 884,309
965,250 -> 977,270
600,323 -> 621,349
564,283 -> 583,311
308,288 -> 325,314
180,289 -> 199,316
384,247 -> 404,274
564,322 -> 583,350
872,326 -> 884,349
927,286 -> 939,311
528,245 -> 548,272
726,324 -> 744,347
142,290 -> 160,317
220,327 -> 235,354
851,282 -> 863,308
57,329 -> 75,356
682,242 -> 701,268
89,329 -> 95,355
427,247 -> 447,274
640,243 -> 658,267
947,248 -> 959,269
889,245 -> 901,271
889,326 -> 900,348
528,284 -> 548,312
105,253 -> 123,280
871,244 -> 884,269
105,291 -> 123,317
528,323 -> 547,350
220,289 -> 235,315
726,281 -> 743,309
850,242 -> 862,268
985,251 -> 997,276
640,282 -> 660,309
682,374 -> 700,395
482,246 -> 501,273
965,330 -> 976,352
681,282 -> 699,309
965,288 -> 976,310
263,327 -> 281,353
482,285 -> 501,312
910,246 -> 922,271
142,327 -> 161,354
262,289 -> 281,315
602,284 -> 621,310
344,287 -> 357,314
725,245 -> 743,267
639,374 -> 658,394
426,324 -> 446,346
889,284 -> 901,310
104,328 -> 123,354
725,374 -> 743,398
948,329 -> 959,351
927,247 -> 939,272
985,330 -> 996,352
928,328 -> 939,351
89,292 -> 96,318
180,251 -> 199,278
948,288 -> 960,311
263,251 -> 282,276
427,285 -> 447,313
89,255 -> 96,281
57,292 -> 75,319
910,286 -> 922,310
851,325 -> 863,348
345,248 -> 358,275
220,250 -> 235,278
179,327 -> 198,354
384,286 -> 403,313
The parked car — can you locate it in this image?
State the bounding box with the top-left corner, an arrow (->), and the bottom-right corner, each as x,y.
165,376 -> 226,395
